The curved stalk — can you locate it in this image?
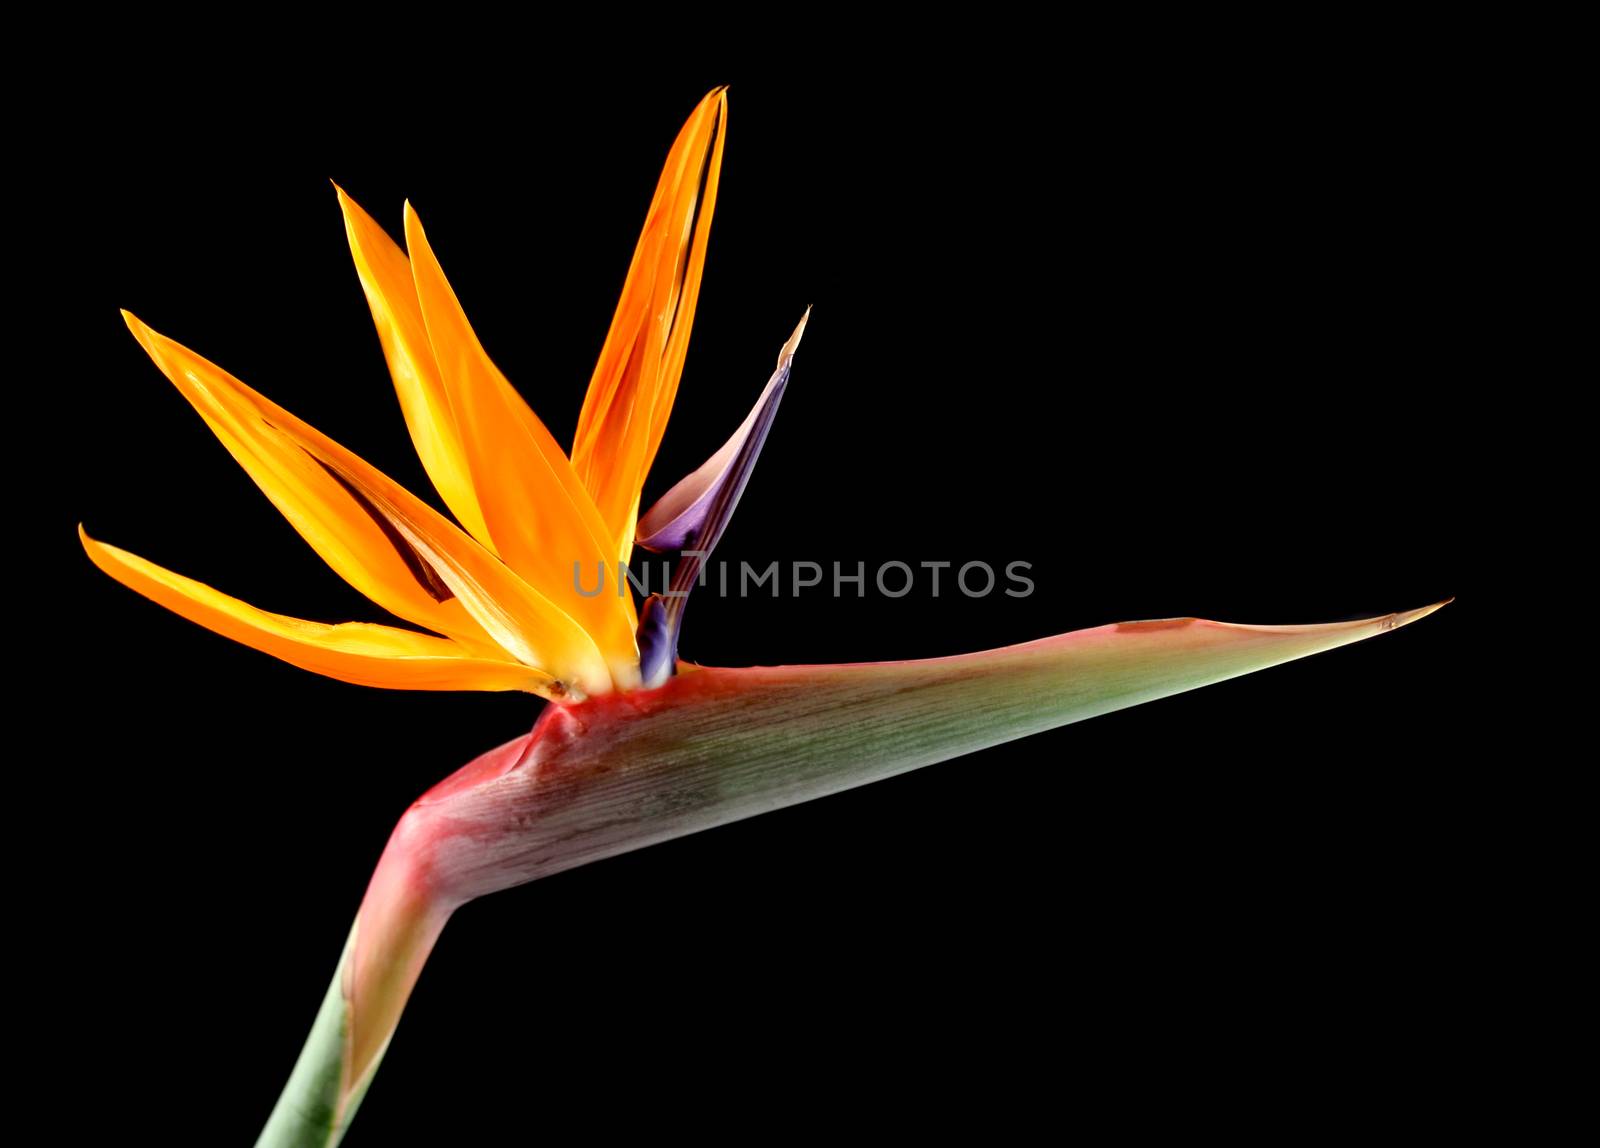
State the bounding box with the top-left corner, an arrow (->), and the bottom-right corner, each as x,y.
257,603 -> 1446,1145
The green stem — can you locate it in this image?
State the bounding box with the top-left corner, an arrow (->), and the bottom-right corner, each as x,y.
254,927 -> 362,1148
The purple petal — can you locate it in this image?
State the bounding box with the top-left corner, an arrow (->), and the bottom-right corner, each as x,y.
635,310 -> 808,687
637,308 -> 809,553
636,594 -> 677,688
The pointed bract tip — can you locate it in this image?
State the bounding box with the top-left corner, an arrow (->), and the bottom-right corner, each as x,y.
332,184 -> 370,234
779,307 -> 812,364
120,309 -> 155,348
1401,597 -> 1452,623
401,199 -> 427,245
1390,597 -> 1453,629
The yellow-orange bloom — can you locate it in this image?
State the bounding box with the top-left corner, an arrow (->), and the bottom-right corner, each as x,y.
81,88 -> 728,702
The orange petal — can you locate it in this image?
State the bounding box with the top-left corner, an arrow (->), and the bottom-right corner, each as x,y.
81,527 -> 563,696
572,87 -> 727,560
335,186 -> 494,548
122,311 -> 486,647
121,314 -> 613,696
402,205 -> 640,681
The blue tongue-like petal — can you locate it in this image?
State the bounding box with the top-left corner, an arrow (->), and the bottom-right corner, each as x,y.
636,309 -> 809,686
637,308 -> 809,553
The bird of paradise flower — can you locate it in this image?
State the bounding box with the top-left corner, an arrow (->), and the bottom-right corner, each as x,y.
80,87 -> 1447,1146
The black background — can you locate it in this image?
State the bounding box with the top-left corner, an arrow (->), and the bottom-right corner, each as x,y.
36,51 -> 1476,1142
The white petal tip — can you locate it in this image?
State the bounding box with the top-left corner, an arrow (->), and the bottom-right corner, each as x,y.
779,306 -> 811,364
